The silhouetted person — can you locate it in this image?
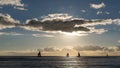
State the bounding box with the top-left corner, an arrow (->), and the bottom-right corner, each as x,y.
38,51 -> 41,57
66,53 -> 69,57
77,52 -> 80,57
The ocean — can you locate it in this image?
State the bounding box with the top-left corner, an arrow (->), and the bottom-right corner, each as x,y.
0,56 -> 120,68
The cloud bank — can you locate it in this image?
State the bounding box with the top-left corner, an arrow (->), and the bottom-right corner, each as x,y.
1,45 -> 120,56
40,45 -> 120,52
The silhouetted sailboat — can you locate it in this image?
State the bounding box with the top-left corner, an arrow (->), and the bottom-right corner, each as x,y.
77,52 -> 80,57
38,51 -> 41,57
106,53 -> 108,57
66,53 -> 69,57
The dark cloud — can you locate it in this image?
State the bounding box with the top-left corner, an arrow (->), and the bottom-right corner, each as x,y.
25,19 -> 89,32
22,14 -> 113,35
0,13 -> 20,30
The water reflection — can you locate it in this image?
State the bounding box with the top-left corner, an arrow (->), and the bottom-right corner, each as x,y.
55,57 -> 88,68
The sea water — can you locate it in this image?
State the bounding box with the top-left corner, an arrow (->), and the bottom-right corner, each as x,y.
0,56 -> 120,68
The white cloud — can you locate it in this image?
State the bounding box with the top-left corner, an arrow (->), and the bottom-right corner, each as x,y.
97,11 -> 103,15
0,25 -> 15,30
88,27 -> 108,34
19,26 -> 43,32
0,0 -> 24,6
41,13 -> 73,22
0,32 -> 23,36
97,11 -> 110,15
25,18 -> 38,24
105,11 -> 110,15
90,2 -> 105,9
113,19 -> 120,25
43,47 -> 61,52
0,0 -> 26,10
32,34 -> 54,38
14,6 -> 27,11
81,19 -> 113,27
81,10 -> 86,13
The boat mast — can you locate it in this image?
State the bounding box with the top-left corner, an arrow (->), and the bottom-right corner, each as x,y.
78,52 -> 80,57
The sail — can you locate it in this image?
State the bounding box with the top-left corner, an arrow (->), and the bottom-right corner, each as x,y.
38,51 -> 41,57
77,52 -> 80,57
66,53 -> 69,57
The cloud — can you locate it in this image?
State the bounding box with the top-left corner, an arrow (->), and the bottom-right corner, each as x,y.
20,13 -> 116,35
0,0 -> 26,10
81,10 -> 86,13
97,11 -> 110,15
22,14 -> 90,32
73,45 -> 104,51
113,19 -> 120,25
105,11 -> 110,15
14,6 -> 27,11
43,47 -> 60,52
1,46 -> 120,56
73,45 -> 120,52
41,13 -> 73,22
38,45 -> 120,52
0,13 -> 20,30
0,0 -> 24,6
32,34 -> 54,38
97,11 -> 103,15
90,2 -> 105,9
88,27 -> 108,34
80,19 -> 112,27
0,32 -> 23,36
118,40 -> 120,43
5,13 -> 116,36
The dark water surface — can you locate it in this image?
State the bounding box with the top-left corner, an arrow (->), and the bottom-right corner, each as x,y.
0,56 -> 120,68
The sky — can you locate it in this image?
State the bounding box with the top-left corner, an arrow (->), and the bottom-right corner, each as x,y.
0,0 -> 120,56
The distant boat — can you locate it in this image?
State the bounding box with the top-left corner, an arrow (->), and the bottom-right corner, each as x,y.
38,51 -> 41,57
106,53 -> 108,57
77,52 -> 80,57
66,53 -> 69,57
